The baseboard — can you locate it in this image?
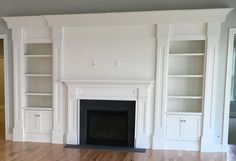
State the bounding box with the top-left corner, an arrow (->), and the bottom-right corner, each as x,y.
52,129 -> 64,144
135,134 -> 152,149
6,133 -> 13,140
13,127 -> 24,141
165,140 -> 200,151
24,133 -> 52,143
212,144 -> 225,152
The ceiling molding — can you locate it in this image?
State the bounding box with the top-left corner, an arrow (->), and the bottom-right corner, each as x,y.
2,8 -> 233,29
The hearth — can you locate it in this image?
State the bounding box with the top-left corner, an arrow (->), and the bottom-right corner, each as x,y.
80,100 -> 135,147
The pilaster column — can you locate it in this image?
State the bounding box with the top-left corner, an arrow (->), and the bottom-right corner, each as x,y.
152,24 -> 170,149
201,22 -> 221,152
12,28 -> 24,141
51,27 -> 64,143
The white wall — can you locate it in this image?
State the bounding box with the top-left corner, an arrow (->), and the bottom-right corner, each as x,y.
63,25 -> 156,80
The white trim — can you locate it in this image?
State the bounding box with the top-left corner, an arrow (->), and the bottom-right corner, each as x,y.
2,8 -> 232,29
63,80 -> 154,148
222,28 -> 236,151
0,34 -> 11,140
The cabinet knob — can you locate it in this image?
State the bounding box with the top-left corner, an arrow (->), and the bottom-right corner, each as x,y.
35,114 -> 40,117
180,120 -> 186,122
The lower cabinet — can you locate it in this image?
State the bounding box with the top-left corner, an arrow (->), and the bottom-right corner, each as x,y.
24,110 -> 52,134
166,114 -> 201,141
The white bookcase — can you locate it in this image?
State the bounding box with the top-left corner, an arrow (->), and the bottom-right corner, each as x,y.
167,40 -> 205,114
24,43 -> 53,110
164,40 -> 205,150
23,43 -> 53,142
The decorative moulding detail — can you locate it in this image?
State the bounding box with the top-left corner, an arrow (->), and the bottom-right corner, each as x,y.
2,8 -> 232,29
62,80 -> 154,87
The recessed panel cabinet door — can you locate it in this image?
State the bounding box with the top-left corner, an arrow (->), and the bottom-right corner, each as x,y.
24,111 -> 37,133
166,115 -> 182,140
24,110 -> 52,134
38,111 -> 52,133
182,115 -> 201,141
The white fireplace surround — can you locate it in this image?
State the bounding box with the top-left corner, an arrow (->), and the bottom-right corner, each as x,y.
63,80 -> 154,148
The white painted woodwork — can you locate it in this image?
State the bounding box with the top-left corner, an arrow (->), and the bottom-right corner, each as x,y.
51,27 -> 64,144
183,115 -> 201,141
63,80 -> 154,148
200,22 -> 221,152
166,114 -> 201,141
24,110 -> 52,134
2,8 -> 232,152
24,110 -> 38,133
166,115 -> 182,140
152,24 -> 170,149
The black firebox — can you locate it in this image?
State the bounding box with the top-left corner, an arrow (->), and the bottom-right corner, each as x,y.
80,100 -> 135,147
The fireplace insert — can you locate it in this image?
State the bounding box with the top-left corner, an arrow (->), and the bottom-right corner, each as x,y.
80,100 -> 135,147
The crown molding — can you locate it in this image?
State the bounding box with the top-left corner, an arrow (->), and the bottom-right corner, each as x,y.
2,8 -> 233,29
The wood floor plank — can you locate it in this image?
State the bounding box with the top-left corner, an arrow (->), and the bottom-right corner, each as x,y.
0,108 -> 236,161
0,140 -> 233,161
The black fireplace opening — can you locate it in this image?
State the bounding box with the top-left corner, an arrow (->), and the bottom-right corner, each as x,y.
80,100 -> 135,147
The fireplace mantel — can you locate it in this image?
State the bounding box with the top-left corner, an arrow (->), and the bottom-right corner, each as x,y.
63,80 -> 154,86
63,80 -> 154,148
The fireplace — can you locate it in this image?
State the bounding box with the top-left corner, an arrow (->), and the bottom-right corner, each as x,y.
64,80 -> 153,148
80,100 -> 135,147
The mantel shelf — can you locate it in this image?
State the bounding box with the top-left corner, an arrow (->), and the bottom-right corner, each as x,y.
62,80 -> 154,87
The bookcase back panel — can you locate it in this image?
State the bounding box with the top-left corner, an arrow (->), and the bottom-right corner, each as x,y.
25,57 -> 52,74
26,95 -> 52,108
168,77 -> 203,96
167,99 -> 202,113
169,56 -> 204,75
169,41 -> 205,53
25,43 -> 52,55
25,77 -> 52,93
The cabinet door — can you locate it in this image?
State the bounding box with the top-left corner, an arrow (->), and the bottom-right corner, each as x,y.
38,111 -> 52,133
182,115 -> 201,141
166,115 -> 182,140
24,111 -> 37,133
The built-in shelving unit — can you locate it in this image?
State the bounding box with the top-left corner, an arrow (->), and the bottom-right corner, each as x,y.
24,43 -> 53,109
167,40 -> 205,113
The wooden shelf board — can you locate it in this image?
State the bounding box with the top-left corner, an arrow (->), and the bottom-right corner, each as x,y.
168,96 -> 202,99
168,75 -> 203,78
24,107 -> 52,111
169,53 -> 204,56
25,93 -> 52,96
25,74 -> 52,77
25,54 -> 52,58
166,112 -> 202,115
